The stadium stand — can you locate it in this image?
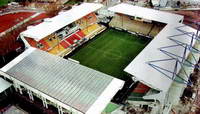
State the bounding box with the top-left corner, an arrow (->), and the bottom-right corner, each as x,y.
45,35 -> 61,48
73,34 -> 81,40
48,44 -> 65,55
77,12 -> 97,29
25,38 -> 50,51
82,24 -> 106,39
39,39 -> 50,49
148,24 -> 165,37
25,30 -> 86,56
133,83 -> 150,93
60,48 -> 72,56
25,34 -> 63,52
20,3 -> 105,57
109,14 -> 163,37
60,40 -> 70,49
65,33 -> 80,45
76,30 -> 86,38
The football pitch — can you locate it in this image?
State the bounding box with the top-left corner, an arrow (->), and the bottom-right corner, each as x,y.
70,28 -> 150,81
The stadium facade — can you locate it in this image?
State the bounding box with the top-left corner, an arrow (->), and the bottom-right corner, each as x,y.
0,2 -> 200,114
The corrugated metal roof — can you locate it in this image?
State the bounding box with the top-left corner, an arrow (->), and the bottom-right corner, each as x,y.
0,78 -> 11,93
124,23 -> 197,92
5,49 -> 120,113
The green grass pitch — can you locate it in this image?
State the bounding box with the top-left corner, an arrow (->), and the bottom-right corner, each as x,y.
0,0 -> 13,6
70,28 -> 150,81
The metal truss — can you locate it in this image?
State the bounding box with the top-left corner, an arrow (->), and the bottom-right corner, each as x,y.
147,58 -> 191,85
147,23 -> 200,85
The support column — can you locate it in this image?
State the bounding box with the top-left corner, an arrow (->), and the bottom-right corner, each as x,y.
13,83 -> 23,94
18,85 -> 23,94
1,56 -> 6,63
182,45 -> 187,63
13,83 -> 18,92
20,35 -> 31,48
57,106 -> 63,114
173,59 -> 178,80
42,97 -> 48,109
190,33 -> 195,49
28,90 -> 34,101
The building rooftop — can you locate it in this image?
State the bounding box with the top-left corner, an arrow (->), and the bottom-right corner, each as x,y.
1,48 -> 124,114
108,3 -> 184,24
21,3 -> 103,41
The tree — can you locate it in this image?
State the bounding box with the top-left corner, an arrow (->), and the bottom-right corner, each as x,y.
44,1 -> 62,17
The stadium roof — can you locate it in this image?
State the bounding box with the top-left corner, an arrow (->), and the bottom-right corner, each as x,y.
124,23 -> 197,92
108,3 -> 184,24
21,3 -> 103,41
0,77 -> 11,93
1,48 -> 124,114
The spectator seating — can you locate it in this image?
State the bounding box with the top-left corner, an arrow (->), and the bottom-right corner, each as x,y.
25,22 -> 106,57
76,30 -> 86,38
48,44 -> 65,55
45,36 -> 61,48
60,40 -> 70,49
65,34 -> 80,45
109,14 -> 164,37
82,24 -> 106,39
25,38 -> 50,51
77,13 -> 97,29
82,24 -> 101,36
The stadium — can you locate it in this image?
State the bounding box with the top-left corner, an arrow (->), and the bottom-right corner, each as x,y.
0,2 -> 200,114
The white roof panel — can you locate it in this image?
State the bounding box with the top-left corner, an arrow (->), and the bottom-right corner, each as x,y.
108,3 -> 183,24
21,3 -> 103,41
124,23 -> 197,92
1,48 -> 124,114
0,77 -> 11,93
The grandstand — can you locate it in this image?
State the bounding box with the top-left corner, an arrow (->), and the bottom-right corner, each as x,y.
1,47 -> 124,114
108,3 -> 200,113
108,3 -> 184,91
108,4 -> 184,38
109,14 -> 165,37
20,3 -> 106,57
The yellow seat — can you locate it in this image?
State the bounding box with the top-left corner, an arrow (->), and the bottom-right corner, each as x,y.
59,48 -> 72,57
82,24 -> 100,35
48,44 -> 65,55
45,36 -> 61,47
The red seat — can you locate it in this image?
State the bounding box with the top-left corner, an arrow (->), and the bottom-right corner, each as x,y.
132,83 -> 150,93
60,41 -> 70,48
74,34 -> 81,40
39,40 -> 50,49
65,33 -> 81,45
77,31 -> 85,38
65,36 -> 75,45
